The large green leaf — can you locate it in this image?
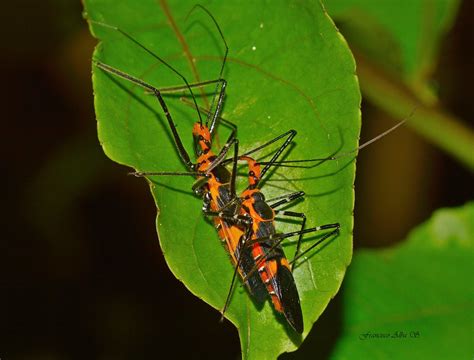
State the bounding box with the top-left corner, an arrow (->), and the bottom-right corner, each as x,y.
84,0 -> 360,358
332,202 -> 474,359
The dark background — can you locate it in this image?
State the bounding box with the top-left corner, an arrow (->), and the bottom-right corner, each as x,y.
2,0 -> 472,359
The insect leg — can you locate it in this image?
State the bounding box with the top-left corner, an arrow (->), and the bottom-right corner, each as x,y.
156,79 -> 223,93
89,20 -> 204,125
150,78 -> 228,136
219,226 -> 253,320
202,211 -> 251,227
241,223 -> 340,283
274,210 -> 306,271
94,61 -> 195,171
180,97 -> 238,132
289,226 -> 340,268
205,135 -> 237,175
267,191 -> 305,208
130,171 -> 206,177
179,99 -> 296,179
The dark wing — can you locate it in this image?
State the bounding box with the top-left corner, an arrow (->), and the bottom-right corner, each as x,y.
273,263 -> 304,333
239,241 -> 267,303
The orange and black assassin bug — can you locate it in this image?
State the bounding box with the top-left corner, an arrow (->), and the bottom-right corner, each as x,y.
183,99 -> 342,334
89,8 -> 337,333
90,6 -> 407,334
217,155 -> 340,333
191,103 -> 409,333
91,6 -> 242,235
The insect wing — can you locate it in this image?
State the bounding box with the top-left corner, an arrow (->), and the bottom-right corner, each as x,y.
273,263 -> 304,333
238,243 -> 268,303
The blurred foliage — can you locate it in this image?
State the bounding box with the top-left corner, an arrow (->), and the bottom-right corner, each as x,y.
326,0 -> 474,170
332,202 -> 474,359
326,0 -> 460,97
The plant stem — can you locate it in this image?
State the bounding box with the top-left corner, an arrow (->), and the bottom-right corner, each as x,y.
355,52 -> 474,171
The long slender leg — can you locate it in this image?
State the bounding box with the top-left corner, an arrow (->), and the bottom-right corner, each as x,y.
203,210 -> 251,227
151,87 -> 198,169
244,223 -> 340,249
265,191 -> 313,270
218,129 -> 297,192
206,135 -> 237,175
289,227 -> 340,266
267,191 -> 307,271
183,108 -> 297,189
270,191 -> 306,271
152,78 -> 228,136
92,8 -> 235,139
144,88 -> 238,176
225,128 -> 298,191
156,79 -> 222,93
131,170 -> 205,177
268,191 -> 305,209
180,97 -> 237,133
257,130 -> 297,183
207,78 -> 227,135
95,61 -> 195,171
90,20 -> 204,125
180,98 -> 238,167
183,98 -> 303,197
274,210 -> 306,271
241,224 -> 340,283
220,226 -> 253,320
200,199 -> 257,318
221,130 -> 296,170
180,98 -> 296,181
130,121 -> 239,180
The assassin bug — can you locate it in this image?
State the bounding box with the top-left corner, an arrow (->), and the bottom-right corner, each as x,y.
188,102 -> 411,333
91,6 -> 297,218
90,9 -> 325,330
90,10 -> 336,333
90,6 -> 409,334
90,6 -> 244,220
198,144 -> 341,333
220,155 -> 339,333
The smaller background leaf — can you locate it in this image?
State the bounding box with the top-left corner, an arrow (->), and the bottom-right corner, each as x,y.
331,202 -> 474,359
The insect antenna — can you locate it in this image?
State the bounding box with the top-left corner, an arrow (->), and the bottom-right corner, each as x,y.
186,5 -> 229,135
259,108 -> 417,168
89,19 -> 203,126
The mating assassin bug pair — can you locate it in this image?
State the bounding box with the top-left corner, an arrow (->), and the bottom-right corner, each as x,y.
90,5 -> 407,334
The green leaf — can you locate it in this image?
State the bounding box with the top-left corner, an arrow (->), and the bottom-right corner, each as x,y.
325,0 -> 460,94
332,202 -> 474,359
84,0 -> 360,358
